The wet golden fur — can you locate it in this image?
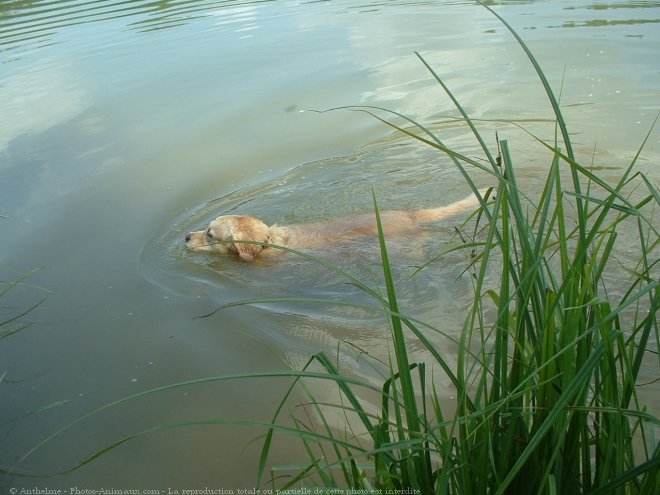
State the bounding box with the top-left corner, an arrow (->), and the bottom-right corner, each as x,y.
185,190 -> 488,262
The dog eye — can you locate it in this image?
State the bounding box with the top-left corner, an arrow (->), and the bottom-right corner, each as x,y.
206,229 -> 214,239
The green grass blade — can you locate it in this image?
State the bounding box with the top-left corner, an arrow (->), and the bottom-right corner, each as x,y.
415,51 -> 498,170
476,1 -> 573,162
16,370 -> 384,467
495,337 -> 608,495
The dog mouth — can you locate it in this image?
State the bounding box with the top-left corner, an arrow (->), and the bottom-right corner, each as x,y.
184,232 -> 202,250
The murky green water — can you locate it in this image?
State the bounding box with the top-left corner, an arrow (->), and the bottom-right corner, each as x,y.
1,0 -> 658,490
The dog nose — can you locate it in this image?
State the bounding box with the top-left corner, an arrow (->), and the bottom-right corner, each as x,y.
185,233 -> 191,242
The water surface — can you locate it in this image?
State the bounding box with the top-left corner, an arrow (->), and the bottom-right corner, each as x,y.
1,0 -> 658,490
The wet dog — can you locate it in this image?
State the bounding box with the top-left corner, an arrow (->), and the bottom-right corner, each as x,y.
185,189 -> 488,262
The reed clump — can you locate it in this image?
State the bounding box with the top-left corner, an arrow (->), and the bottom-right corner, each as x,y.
252,138 -> 658,494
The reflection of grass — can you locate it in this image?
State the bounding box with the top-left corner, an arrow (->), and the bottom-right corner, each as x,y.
11,5 -> 660,494
1,270 -> 48,341
560,19 -> 660,28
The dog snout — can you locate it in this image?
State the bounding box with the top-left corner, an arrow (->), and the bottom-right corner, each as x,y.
185,233 -> 192,242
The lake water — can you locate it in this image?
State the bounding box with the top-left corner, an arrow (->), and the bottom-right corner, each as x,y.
1,0 -> 659,491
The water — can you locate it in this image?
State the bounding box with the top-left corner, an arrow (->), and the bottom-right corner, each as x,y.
1,0 -> 658,490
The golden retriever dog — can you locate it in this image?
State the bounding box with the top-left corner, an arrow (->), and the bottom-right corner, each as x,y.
185,189 -> 489,262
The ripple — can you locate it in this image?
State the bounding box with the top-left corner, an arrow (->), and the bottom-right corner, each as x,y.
139,144 -> 483,331
0,0 -> 274,54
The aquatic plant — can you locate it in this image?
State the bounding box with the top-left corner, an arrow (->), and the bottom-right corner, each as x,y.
248,138 -> 659,494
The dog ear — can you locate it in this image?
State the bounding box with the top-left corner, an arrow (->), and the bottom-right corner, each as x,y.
231,217 -> 270,262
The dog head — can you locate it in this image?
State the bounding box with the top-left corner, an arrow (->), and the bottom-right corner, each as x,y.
185,215 -> 270,262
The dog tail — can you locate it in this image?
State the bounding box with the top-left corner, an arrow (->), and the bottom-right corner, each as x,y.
414,188 -> 490,223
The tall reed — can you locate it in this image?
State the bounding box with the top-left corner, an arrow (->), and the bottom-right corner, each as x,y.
252,147 -> 658,494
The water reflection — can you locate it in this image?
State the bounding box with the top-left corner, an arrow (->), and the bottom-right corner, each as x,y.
4,0 -> 658,60
0,0 -> 587,58
0,0 -> 274,53
576,1 -> 660,10
559,1 -> 660,28
558,18 -> 660,28
0,58 -> 89,152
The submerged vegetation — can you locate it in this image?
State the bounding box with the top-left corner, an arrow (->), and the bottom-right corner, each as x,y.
8,4 -> 659,495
